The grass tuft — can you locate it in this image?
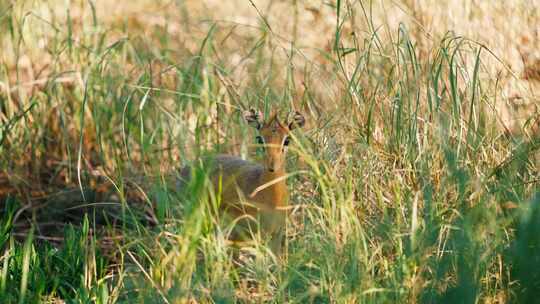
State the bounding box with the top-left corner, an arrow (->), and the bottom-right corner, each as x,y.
0,0 -> 538,302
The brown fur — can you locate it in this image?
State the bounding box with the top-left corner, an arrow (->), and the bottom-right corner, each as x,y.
179,110 -> 304,252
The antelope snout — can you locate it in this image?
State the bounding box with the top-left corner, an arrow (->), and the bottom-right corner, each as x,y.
266,157 -> 276,172
265,153 -> 284,173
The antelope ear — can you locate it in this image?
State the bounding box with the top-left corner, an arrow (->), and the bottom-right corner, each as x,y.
243,108 -> 263,129
288,111 -> 305,130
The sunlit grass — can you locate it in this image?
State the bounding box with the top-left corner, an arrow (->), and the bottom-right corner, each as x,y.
0,0 -> 539,303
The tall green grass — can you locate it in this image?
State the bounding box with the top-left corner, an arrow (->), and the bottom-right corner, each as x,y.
0,0 -> 538,303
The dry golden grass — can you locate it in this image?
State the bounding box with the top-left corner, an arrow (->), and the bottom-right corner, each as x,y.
3,1 -> 538,126
0,1 -> 539,302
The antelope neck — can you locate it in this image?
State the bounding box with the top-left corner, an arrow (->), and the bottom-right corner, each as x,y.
259,168 -> 288,207
261,167 -> 286,181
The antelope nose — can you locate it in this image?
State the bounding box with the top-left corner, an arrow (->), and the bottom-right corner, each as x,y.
268,168 -> 275,172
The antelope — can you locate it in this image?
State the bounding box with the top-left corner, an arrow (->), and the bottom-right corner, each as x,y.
178,109 -> 305,252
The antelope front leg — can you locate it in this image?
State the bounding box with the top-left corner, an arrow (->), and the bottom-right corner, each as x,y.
261,209 -> 286,255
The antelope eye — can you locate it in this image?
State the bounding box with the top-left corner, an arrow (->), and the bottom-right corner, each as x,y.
255,136 -> 264,145
283,137 -> 290,146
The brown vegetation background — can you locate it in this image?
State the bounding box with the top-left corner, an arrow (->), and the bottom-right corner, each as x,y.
1,0 -> 539,197
3,1 -> 539,130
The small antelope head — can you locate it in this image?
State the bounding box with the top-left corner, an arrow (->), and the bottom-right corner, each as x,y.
243,109 -> 305,173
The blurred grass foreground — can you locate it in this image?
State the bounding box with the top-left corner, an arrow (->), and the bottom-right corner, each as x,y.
0,0 -> 539,303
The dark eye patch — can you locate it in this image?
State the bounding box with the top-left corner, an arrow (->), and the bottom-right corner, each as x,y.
283,137 -> 290,146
